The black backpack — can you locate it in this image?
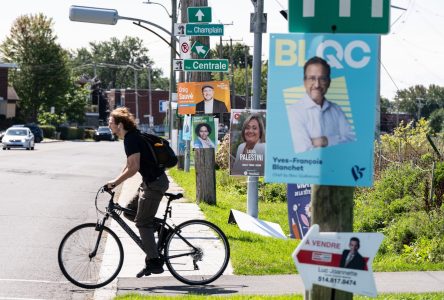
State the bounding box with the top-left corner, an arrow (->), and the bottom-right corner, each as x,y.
139,131 -> 178,170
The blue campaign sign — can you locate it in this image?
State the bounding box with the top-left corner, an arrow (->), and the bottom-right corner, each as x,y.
265,33 -> 379,186
287,184 -> 311,239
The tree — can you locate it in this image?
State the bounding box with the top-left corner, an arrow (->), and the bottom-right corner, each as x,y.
380,96 -> 392,114
0,13 -> 71,122
69,36 -> 169,91
429,108 -> 444,133
395,84 -> 444,119
213,63 -> 268,102
209,42 -> 253,68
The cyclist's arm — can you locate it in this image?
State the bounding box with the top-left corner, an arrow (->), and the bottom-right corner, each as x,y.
106,153 -> 140,189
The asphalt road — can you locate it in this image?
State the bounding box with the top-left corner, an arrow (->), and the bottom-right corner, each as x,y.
0,141 -> 125,300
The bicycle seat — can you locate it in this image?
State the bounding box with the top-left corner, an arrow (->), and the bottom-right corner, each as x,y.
165,193 -> 183,200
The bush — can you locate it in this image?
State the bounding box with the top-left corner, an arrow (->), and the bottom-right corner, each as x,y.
84,129 -> 95,140
40,125 -> 56,139
59,126 -> 84,140
354,163 -> 426,232
260,182 -> 287,203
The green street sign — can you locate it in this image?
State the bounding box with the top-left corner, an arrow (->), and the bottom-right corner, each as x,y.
185,24 -> 224,36
188,7 -> 212,23
191,41 -> 210,58
289,0 -> 390,34
184,59 -> 229,72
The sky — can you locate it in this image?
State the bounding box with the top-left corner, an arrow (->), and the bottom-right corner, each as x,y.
0,0 -> 443,100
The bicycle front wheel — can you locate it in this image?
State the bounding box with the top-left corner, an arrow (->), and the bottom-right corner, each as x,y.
164,219 -> 230,285
58,223 -> 124,289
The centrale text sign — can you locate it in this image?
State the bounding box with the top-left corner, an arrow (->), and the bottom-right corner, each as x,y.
185,24 -> 224,36
184,59 -> 229,72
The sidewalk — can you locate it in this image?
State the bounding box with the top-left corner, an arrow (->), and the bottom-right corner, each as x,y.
95,173 -> 444,299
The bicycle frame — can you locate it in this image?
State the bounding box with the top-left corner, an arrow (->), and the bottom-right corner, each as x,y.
93,189 -> 199,261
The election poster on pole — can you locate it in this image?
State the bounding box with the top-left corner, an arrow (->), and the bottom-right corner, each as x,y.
192,115 -> 217,149
229,109 -> 267,176
265,33 -> 379,187
177,80 -> 230,115
287,184 -> 311,239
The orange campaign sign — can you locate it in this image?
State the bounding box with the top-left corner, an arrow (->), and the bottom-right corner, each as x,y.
177,80 -> 231,115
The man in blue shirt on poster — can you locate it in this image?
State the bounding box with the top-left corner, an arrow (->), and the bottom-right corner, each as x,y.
287,56 -> 356,153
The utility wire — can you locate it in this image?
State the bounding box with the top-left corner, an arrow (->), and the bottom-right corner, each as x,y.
380,60 -> 401,95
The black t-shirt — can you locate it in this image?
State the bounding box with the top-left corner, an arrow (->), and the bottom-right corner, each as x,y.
124,130 -> 163,182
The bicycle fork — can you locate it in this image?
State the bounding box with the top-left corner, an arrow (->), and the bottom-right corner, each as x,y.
88,218 -> 107,259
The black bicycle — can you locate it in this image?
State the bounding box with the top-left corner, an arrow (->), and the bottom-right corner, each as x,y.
58,186 -> 230,289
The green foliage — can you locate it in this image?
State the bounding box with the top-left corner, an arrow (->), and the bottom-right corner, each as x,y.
37,112 -> 67,127
259,182 -> 287,203
212,63 -> 268,100
63,83 -> 90,124
39,125 -> 56,139
377,119 -> 437,173
355,163 -> 426,233
0,13 -> 71,122
84,129 -> 95,140
59,126 -> 83,140
433,162 -> 444,208
380,96 -> 392,113
429,108 -> 444,133
113,293 -> 444,300
209,42 -> 252,68
394,84 -> 444,119
69,36 -> 168,90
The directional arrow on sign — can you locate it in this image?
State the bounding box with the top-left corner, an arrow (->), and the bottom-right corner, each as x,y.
191,41 -> 210,58
292,224 -> 383,297
195,9 -> 205,22
188,7 -> 212,23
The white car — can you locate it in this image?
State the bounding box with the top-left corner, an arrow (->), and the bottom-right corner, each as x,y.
2,127 -> 35,150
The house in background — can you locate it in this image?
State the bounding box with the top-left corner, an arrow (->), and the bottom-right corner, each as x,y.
0,62 -> 19,119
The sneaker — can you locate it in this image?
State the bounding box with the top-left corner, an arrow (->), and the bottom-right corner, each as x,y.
136,267 -> 150,278
136,258 -> 164,278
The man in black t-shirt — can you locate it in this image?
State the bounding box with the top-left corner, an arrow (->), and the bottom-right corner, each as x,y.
106,107 -> 169,278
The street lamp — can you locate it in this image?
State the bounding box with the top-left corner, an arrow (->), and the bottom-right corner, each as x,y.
69,5 -> 174,38
69,5 -> 177,137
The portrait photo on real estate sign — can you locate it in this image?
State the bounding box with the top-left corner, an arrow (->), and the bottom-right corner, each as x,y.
265,33 -> 379,187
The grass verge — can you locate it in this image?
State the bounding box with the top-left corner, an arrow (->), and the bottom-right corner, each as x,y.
115,292 -> 444,300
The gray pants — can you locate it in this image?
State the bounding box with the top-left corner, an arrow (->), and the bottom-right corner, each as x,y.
125,173 -> 169,262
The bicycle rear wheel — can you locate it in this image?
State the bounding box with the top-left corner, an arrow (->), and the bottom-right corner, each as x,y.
58,223 -> 124,289
164,219 -> 230,285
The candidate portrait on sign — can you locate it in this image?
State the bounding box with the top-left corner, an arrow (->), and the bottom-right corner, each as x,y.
230,111 -> 266,176
287,56 -> 356,153
196,85 -> 229,114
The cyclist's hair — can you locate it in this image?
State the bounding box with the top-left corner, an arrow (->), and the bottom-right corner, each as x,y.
110,107 -> 137,131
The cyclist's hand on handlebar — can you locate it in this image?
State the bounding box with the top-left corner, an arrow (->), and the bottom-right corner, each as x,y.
104,182 -> 116,192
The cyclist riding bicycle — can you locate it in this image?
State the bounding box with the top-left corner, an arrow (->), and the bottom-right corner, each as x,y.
106,107 -> 169,278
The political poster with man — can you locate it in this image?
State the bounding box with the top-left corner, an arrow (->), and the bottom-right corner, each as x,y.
265,33 -> 379,187
177,80 -> 230,115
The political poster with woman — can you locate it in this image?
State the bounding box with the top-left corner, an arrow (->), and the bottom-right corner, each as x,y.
192,115 -> 216,149
230,109 -> 266,176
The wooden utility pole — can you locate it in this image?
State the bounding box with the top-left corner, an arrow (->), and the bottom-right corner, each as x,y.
183,0 -> 216,204
309,185 -> 354,300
